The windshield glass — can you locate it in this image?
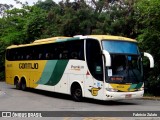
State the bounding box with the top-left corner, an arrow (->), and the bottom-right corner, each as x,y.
102,40 -> 143,84
102,40 -> 139,55
107,55 -> 143,84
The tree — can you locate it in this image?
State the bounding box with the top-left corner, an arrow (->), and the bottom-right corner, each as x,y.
135,0 -> 160,95
0,3 -> 13,17
24,6 -> 47,41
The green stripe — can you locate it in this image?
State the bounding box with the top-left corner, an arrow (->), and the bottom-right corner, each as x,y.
37,60 -> 57,85
128,84 -> 137,91
37,60 -> 69,86
128,82 -> 143,91
56,37 -> 80,42
135,82 -> 143,89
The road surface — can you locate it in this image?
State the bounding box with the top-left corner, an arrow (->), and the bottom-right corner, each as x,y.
0,82 -> 160,120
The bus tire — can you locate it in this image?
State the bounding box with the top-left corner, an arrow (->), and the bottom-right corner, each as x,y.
14,77 -> 21,90
71,83 -> 82,102
21,77 -> 27,91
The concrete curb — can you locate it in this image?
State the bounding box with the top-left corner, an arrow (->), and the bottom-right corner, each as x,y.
142,96 -> 160,100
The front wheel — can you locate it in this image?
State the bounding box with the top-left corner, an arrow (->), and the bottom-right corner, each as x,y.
71,84 -> 82,102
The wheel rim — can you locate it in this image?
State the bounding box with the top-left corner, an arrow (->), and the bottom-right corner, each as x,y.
22,84 -> 25,89
74,89 -> 82,98
15,81 -> 20,89
21,82 -> 26,90
71,85 -> 82,101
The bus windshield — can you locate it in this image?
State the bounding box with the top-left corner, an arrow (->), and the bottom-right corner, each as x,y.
102,40 -> 139,55
102,40 -> 143,84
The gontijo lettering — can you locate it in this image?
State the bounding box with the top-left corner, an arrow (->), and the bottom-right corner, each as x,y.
19,63 -> 38,69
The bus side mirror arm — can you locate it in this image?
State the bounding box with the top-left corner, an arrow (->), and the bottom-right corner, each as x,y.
143,52 -> 154,68
102,50 -> 111,67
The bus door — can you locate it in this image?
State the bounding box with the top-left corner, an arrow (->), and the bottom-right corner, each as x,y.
85,39 -> 104,99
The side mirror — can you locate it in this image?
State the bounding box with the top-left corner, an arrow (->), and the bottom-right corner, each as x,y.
143,52 -> 154,68
102,50 -> 111,67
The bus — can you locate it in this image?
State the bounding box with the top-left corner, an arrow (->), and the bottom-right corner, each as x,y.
5,35 -> 154,101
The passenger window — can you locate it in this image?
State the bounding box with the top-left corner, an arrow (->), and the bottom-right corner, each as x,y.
6,40 -> 85,61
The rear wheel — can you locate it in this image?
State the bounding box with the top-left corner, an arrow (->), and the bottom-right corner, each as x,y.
71,84 -> 82,102
14,78 -> 21,90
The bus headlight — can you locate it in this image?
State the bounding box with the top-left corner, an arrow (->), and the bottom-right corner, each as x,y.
106,88 -> 118,92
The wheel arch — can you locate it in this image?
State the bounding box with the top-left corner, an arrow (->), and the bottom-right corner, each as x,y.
70,80 -> 84,97
20,76 -> 28,87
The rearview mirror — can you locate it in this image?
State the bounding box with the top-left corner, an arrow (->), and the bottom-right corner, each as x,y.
143,52 -> 154,68
102,50 -> 111,67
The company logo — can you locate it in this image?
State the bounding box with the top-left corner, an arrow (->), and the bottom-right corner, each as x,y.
88,87 -> 101,96
19,63 -> 38,69
1,112 -> 42,118
2,112 -> 11,117
70,65 -> 84,71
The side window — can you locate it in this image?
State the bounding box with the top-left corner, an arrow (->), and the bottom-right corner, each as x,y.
6,40 -> 85,61
37,41 -> 84,60
59,40 -> 84,60
6,49 -> 11,60
86,39 -> 103,81
67,40 -> 84,60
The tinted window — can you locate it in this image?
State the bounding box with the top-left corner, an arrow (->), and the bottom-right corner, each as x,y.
102,40 -> 139,54
6,40 -> 84,61
86,39 -> 103,81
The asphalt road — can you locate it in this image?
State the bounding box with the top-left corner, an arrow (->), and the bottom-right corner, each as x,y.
0,82 -> 160,120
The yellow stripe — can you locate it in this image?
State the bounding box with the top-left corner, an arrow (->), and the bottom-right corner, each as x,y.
88,35 -> 136,42
110,84 -> 131,92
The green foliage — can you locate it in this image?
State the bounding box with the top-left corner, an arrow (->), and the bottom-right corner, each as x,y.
135,0 -> 160,95
0,3 -> 13,17
24,6 -> 47,41
1,8 -> 28,44
0,40 -> 7,80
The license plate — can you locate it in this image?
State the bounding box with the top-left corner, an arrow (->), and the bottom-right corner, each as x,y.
125,94 -> 132,98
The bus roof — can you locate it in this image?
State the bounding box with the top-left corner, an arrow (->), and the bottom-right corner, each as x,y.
6,36 -> 70,49
87,35 -> 137,42
6,35 -> 137,49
